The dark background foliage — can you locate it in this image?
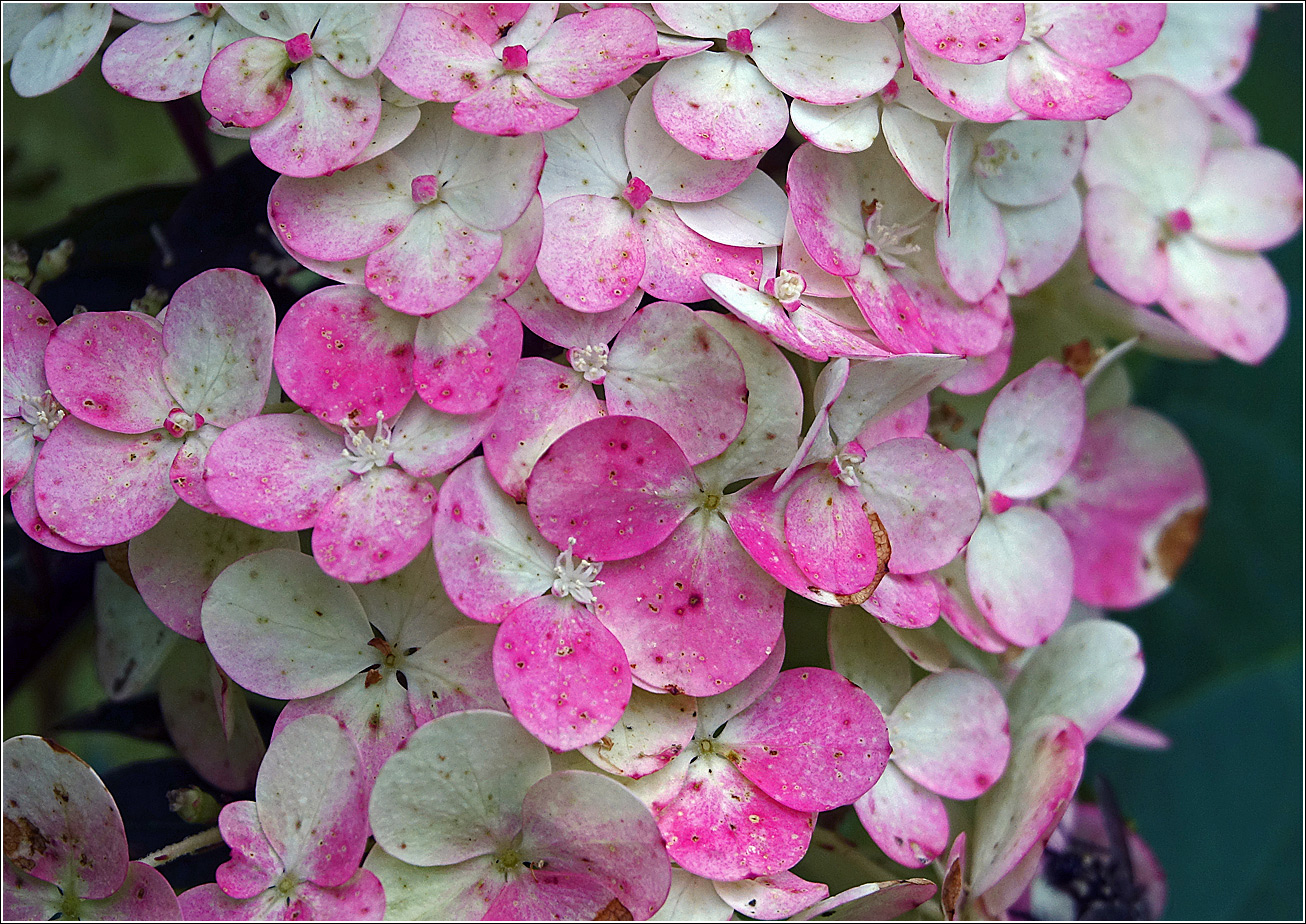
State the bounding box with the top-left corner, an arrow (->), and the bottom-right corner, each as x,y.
3,6 -> 1302,918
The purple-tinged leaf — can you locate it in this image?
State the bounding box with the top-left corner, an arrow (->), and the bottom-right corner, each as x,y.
527,415 -> 699,561
888,670 -> 1009,799
2,735 -> 127,899
519,770 -> 671,919
44,311 -> 171,434
722,668 -> 890,811
596,507 -> 784,697
579,687 -> 698,779
369,710 -> 551,866
33,420 -> 177,546
854,762 -> 949,867
201,548 -> 375,699
274,284 -> 417,426
414,296 -> 522,414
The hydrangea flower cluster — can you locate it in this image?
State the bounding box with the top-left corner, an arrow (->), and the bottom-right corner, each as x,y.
3,3 -> 1300,922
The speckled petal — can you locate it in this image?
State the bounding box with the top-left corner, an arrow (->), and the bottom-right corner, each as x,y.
45,311 -> 171,434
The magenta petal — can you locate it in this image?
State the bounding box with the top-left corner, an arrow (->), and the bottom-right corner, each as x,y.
786,142 -> 866,276
606,301 -> 748,464
201,36 -> 291,128
722,668 -> 890,811
485,868 -> 616,921
527,7 -> 658,98
3,281 -> 56,411
785,470 -> 891,598
414,296 -> 523,414
33,420 -> 178,546
863,572 -> 941,630
1006,43 -> 1132,121
652,754 -> 816,881
888,670 -> 1010,800
45,311 -> 171,434
288,871 -> 386,920
275,285 -> 417,426
9,464 -> 99,552
1039,4 -> 1166,67
482,358 -> 604,502
94,861 -> 182,919
526,415 -> 698,562
169,426 -> 223,514
854,762 -> 950,867
205,414 -> 353,531
217,801 -> 282,898
595,508 -> 785,697
903,33 -> 1020,123
858,437 -> 980,575
538,195 -> 644,313
637,200 -> 769,305
177,883 -> 282,920
493,597 -> 632,752
269,155 -> 413,262
901,3 -> 1025,65
312,467 -> 436,583
453,74 -> 579,136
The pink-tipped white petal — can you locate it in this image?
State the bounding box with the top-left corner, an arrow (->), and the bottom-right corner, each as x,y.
977,360 -> 1085,498
966,507 -> 1074,648
854,762 -> 949,867
651,53 -> 788,161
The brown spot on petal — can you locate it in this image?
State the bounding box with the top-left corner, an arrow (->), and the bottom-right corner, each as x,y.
594,897 -> 634,920
1156,506 -> 1205,580
3,816 -> 49,871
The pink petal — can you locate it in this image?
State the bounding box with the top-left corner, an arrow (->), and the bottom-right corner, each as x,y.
414,296 -> 522,414
595,507 -> 784,697
433,457 -> 555,623
250,59 -> 383,178
288,871 -> 386,920
526,415 -> 699,562
786,142 -> 866,276
862,571 -> 942,630
365,202 -> 502,315
714,870 -> 829,919
966,507 -> 1074,648
903,32 -> 1020,123
217,801 -> 282,897
387,397 -> 496,478
858,437 -> 980,575
579,687 -> 698,779
93,861 -> 183,919
485,867 -> 618,921
7,464 -> 99,552
1083,184 -> 1168,305
2,735 -> 127,900
204,414 -> 353,531
1160,238 -> 1288,364
257,714 -> 370,888
274,284 -> 417,426
1038,3 -> 1166,68
651,53 -> 788,160
537,195 -> 643,313
102,16 -> 215,101
784,469 -> 891,597
527,7 -> 658,98
453,74 -> 578,136
649,752 -> 817,881
8,3 -> 113,98
901,3 -> 1025,65
1188,145 -> 1305,251
937,128 -> 1007,303
201,35 -> 291,127
673,170 -> 788,248
1006,43 -> 1131,121
509,271 -> 640,348
888,669 -> 1010,799
969,716 -> 1085,898
269,154 -> 413,262
33,420 -> 178,546
403,624 -> 505,723
999,187 -> 1084,296
854,762 -> 949,867
809,3 -> 899,23
1046,406 -> 1207,608
791,879 -> 938,921
935,559 -> 1010,654
978,360 -> 1085,498
44,311 -> 171,434
625,80 -> 758,204
312,467 -> 437,583
481,357 -> 605,502
606,301 -> 748,464
722,667 -> 890,811
177,883 -> 282,920
379,7 -> 499,101
637,200 -> 771,304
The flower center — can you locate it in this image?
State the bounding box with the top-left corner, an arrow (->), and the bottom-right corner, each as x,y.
764,269 -> 806,309
726,28 -> 753,54
164,407 -> 204,438
621,176 -> 653,211
568,343 -> 610,384
988,491 -> 1015,515
830,447 -> 865,488
275,873 -> 298,896
1163,208 -> 1193,238
863,205 -> 922,267
880,78 -> 900,103
341,411 -> 394,475
501,44 -> 529,72
552,537 -> 604,607
284,32 -> 313,64
18,391 -> 65,441
195,3 -> 219,17
411,174 -> 441,206
972,137 -> 1018,180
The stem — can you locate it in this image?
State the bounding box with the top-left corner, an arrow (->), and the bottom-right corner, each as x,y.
164,97 -> 216,178
136,826 -> 225,867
